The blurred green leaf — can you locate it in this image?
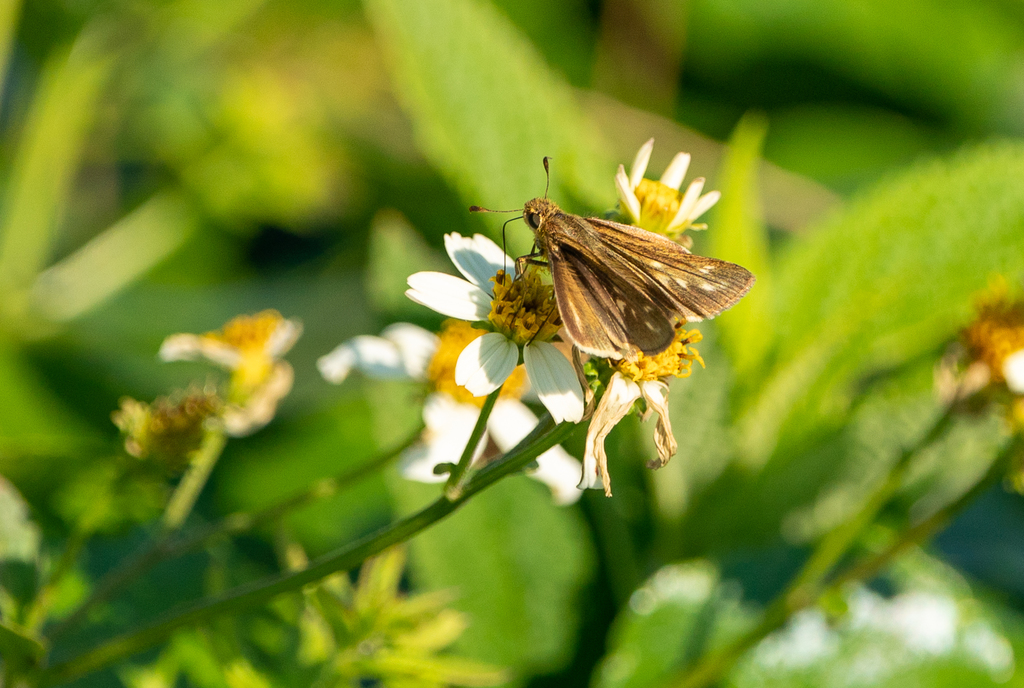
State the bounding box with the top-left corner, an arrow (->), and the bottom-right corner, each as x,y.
0,30 -> 112,320
593,561 -> 753,688
739,143 -> 1024,466
30,192 -> 197,323
216,396 -> 391,555
708,111 -> 774,384
364,0 -> 615,256
688,0 -> 1024,133
366,209 -> 450,319
391,475 -> 594,679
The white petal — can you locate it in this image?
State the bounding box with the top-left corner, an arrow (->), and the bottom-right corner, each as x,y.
381,322 -> 439,380
223,362 -> 294,436
316,335 -> 407,384
402,394 -> 482,483
659,152 -> 691,190
444,232 -> 512,291
629,138 -> 654,190
265,318 -> 303,358
406,272 -> 491,321
639,379 -> 678,468
489,399 -> 583,505
523,341 -> 584,424
1004,349 -> 1024,394
532,448 -> 585,505
690,190 -> 721,221
159,333 -> 241,369
615,165 -> 642,223
581,372 -> 640,495
670,177 -> 706,231
454,332 -> 519,396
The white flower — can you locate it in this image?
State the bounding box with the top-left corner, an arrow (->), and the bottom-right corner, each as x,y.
581,372 -> 676,497
615,138 -> 721,237
318,323 -> 439,384
318,322 -> 585,505
402,395 -> 584,505
406,232 -> 584,424
159,310 -> 301,436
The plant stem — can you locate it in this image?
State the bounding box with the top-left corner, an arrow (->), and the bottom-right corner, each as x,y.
49,427 -> 422,641
783,405 -> 955,607
160,429 -> 227,532
444,387 -> 501,500
672,430 -> 1020,688
40,415 -> 576,685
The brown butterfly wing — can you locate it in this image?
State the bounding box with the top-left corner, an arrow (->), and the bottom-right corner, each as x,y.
585,216 -> 756,321
547,240 -> 678,359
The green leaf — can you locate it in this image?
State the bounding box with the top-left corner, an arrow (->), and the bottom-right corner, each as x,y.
30,192 -> 197,323
708,112 -> 774,382
592,561 -> 753,688
391,475 -> 595,678
0,32 -> 112,319
365,209 -> 451,319
738,142 -> 1024,466
364,0 -> 615,256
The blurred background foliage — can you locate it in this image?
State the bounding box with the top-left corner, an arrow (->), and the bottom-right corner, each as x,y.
1,0 -> 1024,685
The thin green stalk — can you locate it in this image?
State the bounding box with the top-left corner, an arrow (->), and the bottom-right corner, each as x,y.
444,387 -> 501,500
49,426 -> 422,641
672,430 -> 1019,688
160,430 -> 227,532
784,405 -> 955,606
40,415 -> 577,685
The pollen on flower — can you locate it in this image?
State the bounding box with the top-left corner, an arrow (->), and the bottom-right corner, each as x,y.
962,279 -> 1024,385
207,310 -> 285,351
427,320 -> 526,406
488,269 -> 562,346
634,179 -> 700,245
614,327 -> 704,382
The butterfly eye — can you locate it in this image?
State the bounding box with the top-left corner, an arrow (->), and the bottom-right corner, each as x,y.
526,211 -> 541,229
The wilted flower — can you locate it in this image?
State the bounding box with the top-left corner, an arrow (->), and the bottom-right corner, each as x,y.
318,320 -> 585,504
160,310 -> 301,436
582,327 -> 703,496
405,232 -> 584,424
615,138 -> 721,245
112,388 -> 222,473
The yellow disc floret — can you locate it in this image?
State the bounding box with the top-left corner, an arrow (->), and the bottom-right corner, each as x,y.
488,269 -> 562,346
204,310 -> 284,398
614,327 -> 704,382
427,320 -> 526,406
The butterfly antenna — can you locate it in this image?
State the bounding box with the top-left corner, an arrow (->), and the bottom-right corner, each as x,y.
500,215 -> 522,275
542,156 -> 552,199
469,205 -> 519,213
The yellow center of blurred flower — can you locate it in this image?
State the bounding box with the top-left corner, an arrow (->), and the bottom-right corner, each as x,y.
205,310 -> 284,397
427,320 -> 526,406
962,281 -> 1024,385
488,269 -> 562,346
614,328 -> 704,382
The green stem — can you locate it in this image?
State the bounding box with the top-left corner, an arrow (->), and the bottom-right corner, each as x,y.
672,429 -> 1019,688
49,427 -> 421,641
160,430 -> 227,532
444,387 -> 501,500
783,405 -> 955,606
40,416 -> 577,685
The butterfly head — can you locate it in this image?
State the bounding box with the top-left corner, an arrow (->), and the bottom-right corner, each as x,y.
523,197 -> 560,236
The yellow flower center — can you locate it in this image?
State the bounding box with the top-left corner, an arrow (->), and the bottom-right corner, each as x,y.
488,269 -> 562,346
426,320 -> 526,406
204,310 -> 285,399
962,281 -> 1024,385
614,328 -> 704,382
